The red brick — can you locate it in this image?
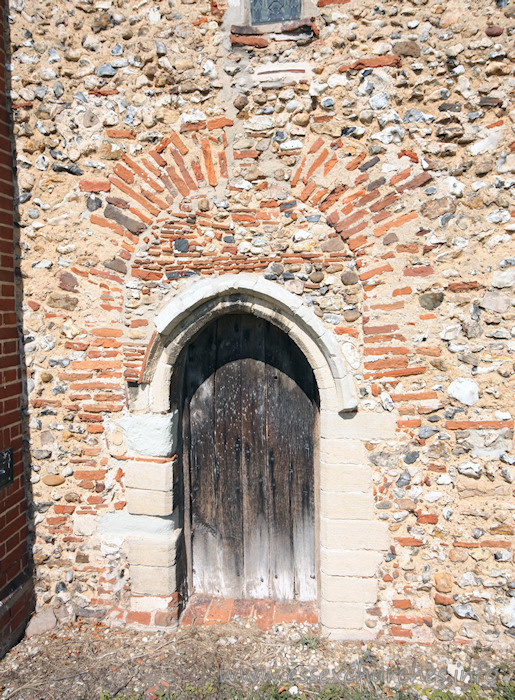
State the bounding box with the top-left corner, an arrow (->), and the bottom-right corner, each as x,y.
390,627 -> 413,638
397,418 -> 422,428
127,611 -> 151,625
304,148 -> 330,182
317,0 -> 349,6
339,55 -> 401,72
345,152 -> 367,171
169,131 -> 189,155
435,593 -> 453,606
79,180 -> 111,193
205,598 -> 233,624
417,512 -> 438,524
230,35 -> 269,48
254,599 -> 274,631
363,324 -> 399,335
374,211 -> 418,237
396,172 -> 432,193
207,117 -> 234,131
395,537 -> 424,547
106,128 -> 137,139
201,140 -> 216,187
447,281 -> 480,292
403,266 -> 434,277
445,420 -> 513,430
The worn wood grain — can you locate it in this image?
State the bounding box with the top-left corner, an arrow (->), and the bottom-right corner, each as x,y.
184,313 -> 317,601
214,314 -> 244,597
240,315 -> 269,599
186,321 -> 220,596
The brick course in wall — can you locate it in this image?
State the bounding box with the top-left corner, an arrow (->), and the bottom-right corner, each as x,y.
0,1 -> 33,658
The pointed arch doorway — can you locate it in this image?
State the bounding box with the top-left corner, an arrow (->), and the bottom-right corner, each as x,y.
181,312 -> 319,602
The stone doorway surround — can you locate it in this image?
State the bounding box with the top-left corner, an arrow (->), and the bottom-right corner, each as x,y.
110,274 -> 393,639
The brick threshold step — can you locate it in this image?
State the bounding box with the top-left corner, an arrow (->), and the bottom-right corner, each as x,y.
180,595 -> 318,630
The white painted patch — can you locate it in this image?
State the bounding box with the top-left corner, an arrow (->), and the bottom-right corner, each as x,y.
116,412 -> 178,456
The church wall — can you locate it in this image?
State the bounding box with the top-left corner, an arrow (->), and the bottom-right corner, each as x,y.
6,0 -> 515,644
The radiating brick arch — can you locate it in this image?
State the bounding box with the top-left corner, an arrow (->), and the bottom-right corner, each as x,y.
81,109 -> 431,385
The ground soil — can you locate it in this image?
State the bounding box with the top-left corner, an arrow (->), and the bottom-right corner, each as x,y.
0,619 -> 513,700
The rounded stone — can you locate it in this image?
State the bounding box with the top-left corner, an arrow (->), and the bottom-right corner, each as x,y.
57,271 -> 79,293
174,239 -> 189,253
233,94 -> 249,111
419,291 -> 444,310
343,308 -> 360,322
341,270 -> 359,285
293,112 -> 310,126
198,198 -> 210,212
434,571 -> 453,593
42,475 -> 65,486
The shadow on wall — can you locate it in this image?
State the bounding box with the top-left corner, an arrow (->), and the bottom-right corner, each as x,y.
0,0 -> 36,659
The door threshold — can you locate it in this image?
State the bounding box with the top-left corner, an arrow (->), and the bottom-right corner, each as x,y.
180,595 -> 318,630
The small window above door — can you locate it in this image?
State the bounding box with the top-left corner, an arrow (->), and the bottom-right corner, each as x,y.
250,0 -> 301,24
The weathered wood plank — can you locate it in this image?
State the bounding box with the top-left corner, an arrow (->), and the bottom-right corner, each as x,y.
265,321 -> 295,601
290,376 -> 317,601
240,314 -> 270,599
186,321 -> 220,596
214,314 -> 244,597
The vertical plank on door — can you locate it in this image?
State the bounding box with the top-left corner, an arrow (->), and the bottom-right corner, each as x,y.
214,315 -> 244,597
265,322 -> 295,601
287,340 -> 317,601
240,315 -> 270,599
186,321 -> 220,595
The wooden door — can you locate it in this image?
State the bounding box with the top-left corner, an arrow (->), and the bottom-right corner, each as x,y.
183,313 -> 318,602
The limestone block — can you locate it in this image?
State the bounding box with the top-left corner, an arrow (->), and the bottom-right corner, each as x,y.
131,564 -> 176,596
340,411 -> 397,440
124,461 -> 174,492
320,491 -> 374,520
126,531 -> 180,567
320,547 -> 383,577
320,518 -> 389,551
320,438 -> 367,464
130,595 -> 175,612
319,410 -> 350,440
321,573 -> 378,603
126,488 -> 174,516
98,511 -> 177,545
116,412 -> 178,457
148,362 -> 173,413
320,600 -> 365,629
320,463 -> 372,493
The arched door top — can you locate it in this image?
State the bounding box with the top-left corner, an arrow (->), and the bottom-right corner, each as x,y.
151,274 -> 358,414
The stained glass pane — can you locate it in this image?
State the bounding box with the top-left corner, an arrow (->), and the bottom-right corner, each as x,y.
250,0 -> 301,24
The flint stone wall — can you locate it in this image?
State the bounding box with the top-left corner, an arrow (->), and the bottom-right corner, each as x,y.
7,0 -> 515,644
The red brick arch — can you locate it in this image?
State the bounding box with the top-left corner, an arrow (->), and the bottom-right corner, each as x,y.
80,110 -> 432,388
